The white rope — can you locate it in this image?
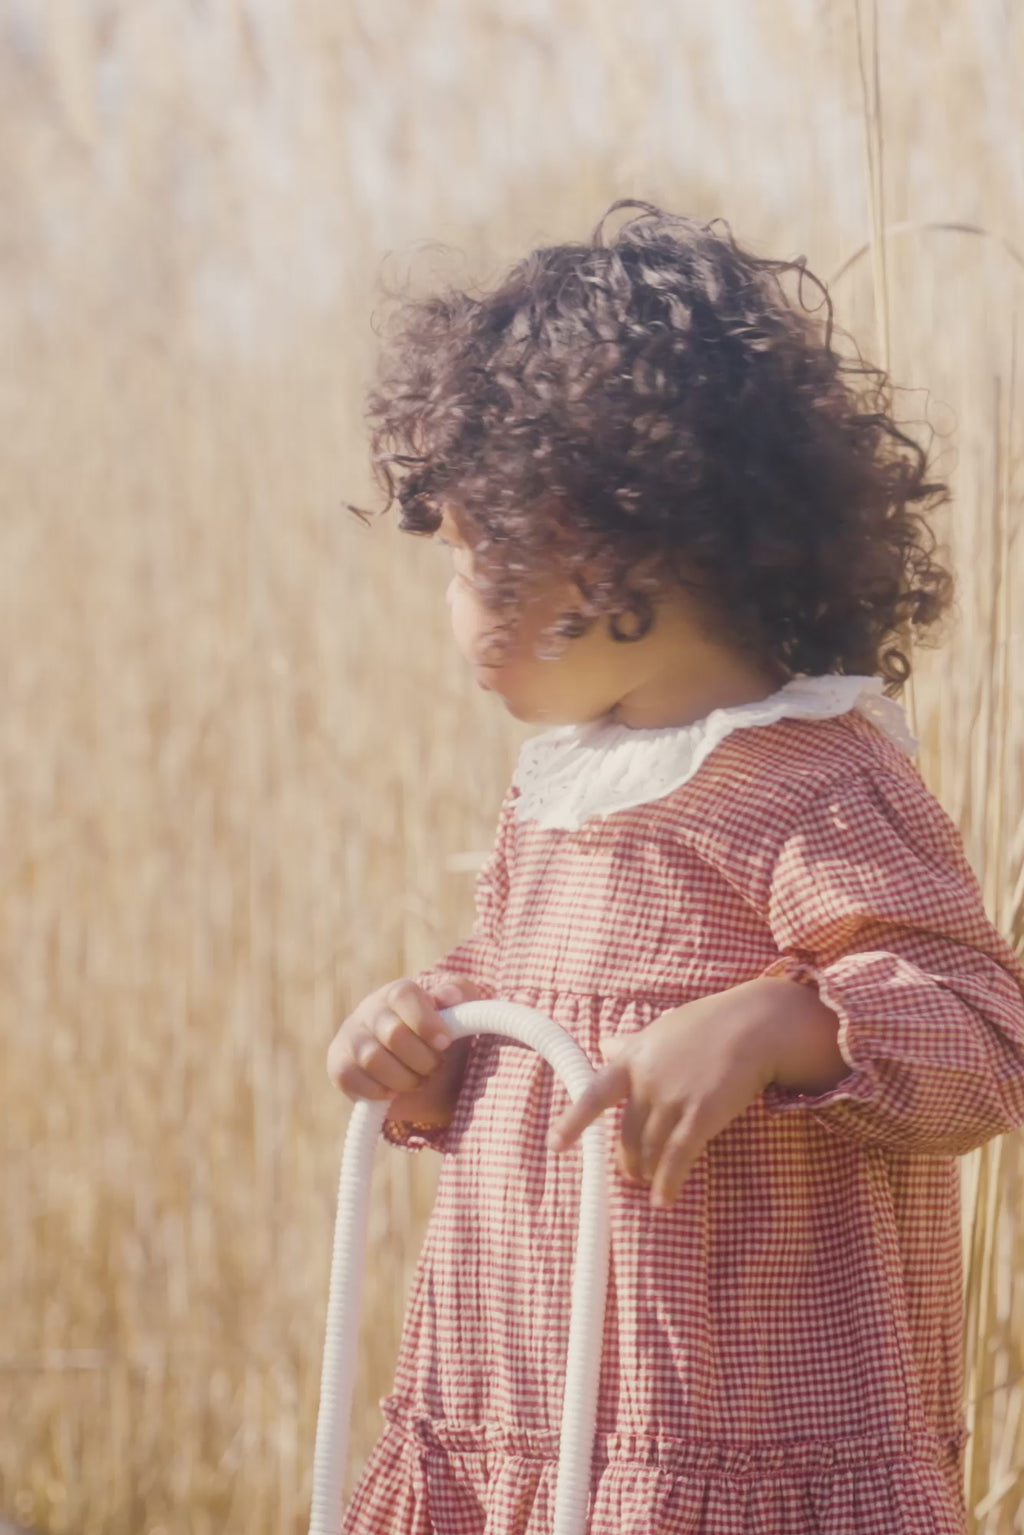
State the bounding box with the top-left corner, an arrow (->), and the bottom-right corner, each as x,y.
309,1000 -> 610,1535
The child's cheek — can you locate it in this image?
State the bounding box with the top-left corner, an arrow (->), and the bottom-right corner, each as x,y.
447,582 -> 494,670
446,580 -> 476,655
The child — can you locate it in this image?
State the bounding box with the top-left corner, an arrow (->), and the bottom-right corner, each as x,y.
327,202 -> 1024,1534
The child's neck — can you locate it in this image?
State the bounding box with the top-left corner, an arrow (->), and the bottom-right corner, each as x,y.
607,639 -> 787,732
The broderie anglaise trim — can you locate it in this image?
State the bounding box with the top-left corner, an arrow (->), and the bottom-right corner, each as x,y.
511,675 -> 915,831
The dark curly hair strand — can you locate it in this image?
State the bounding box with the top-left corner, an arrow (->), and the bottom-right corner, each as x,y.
357,200 -> 952,689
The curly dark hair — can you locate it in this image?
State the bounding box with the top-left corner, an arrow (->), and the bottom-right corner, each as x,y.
358,200 -> 952,687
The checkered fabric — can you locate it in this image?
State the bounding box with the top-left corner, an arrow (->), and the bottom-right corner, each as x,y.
347,711 -> 1024,1534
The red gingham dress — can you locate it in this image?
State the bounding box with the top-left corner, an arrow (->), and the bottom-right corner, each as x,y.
342,709 -> 1024,1535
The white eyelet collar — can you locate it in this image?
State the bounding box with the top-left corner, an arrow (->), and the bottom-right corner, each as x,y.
511,675 -> 914,831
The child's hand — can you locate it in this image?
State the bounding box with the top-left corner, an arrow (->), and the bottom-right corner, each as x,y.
548,979 -> 843,1208
327,977 -> 483,1126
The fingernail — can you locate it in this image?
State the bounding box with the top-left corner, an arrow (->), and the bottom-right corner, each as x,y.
433,1034 -> 452,1051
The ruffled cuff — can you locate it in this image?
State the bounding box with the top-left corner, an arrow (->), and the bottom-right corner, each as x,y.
758,955 -> 877,1121
380,1116 -> 454,1154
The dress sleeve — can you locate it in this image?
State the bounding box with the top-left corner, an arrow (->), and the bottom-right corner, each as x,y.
759,767 -> 1024,1156
382,786 -> 516,1152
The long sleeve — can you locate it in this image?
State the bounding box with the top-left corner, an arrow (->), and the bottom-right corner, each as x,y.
409,791 -> 514,1000
759,766 -> 1024,1156
382,785 -> 516,1152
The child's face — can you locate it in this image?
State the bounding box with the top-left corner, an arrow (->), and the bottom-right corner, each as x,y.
436,511 -> 690,726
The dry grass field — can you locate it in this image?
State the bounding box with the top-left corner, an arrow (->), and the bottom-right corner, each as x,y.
0,2 -> 1021,1531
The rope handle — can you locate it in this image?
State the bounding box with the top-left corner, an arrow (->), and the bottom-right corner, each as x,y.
309,1000 -> 611,1535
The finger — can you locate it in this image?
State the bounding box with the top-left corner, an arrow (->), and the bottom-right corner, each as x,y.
370,1008 -> 440,1077
549,1062 -> 631,1152
333,1059 -> 393,1103
638,1104 -> 681,1183
432,980 -> 488,1033
650,1114 -> 706,1208
433,979 -> 486,1006
326,1036 -> 393,1101
387,979 -> 456,1051
351,1029 -> 423,1095
617,1094 -> 651,1183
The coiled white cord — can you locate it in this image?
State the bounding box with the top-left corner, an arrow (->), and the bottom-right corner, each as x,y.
309,1000 -> 610,1535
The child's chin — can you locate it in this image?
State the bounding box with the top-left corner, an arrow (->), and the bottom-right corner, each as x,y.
500,697 -> 582,727
479,677 -> 593,727
491,691 -> 541,724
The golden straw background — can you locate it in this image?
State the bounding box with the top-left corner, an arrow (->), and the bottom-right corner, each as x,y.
0,3 -> 1021,1531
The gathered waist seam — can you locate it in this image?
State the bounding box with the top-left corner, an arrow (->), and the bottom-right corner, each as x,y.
381,1400 -> 967,1480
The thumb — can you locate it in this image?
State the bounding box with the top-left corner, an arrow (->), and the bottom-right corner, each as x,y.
600,1034 -> 630,1063
549,1060 -> 630,1152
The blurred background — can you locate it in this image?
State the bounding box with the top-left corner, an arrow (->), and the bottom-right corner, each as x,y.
0,2 -> 1021,1531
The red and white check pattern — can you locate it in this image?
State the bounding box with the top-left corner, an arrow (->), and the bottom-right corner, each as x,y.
347,711 -> 1024,1534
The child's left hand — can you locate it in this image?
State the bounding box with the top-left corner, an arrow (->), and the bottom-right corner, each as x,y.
548,978 -> 843,1208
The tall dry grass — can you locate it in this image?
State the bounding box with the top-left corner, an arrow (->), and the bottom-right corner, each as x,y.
0,3 -> 1021,1532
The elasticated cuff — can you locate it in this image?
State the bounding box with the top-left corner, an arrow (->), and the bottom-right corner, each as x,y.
758,955 -> 878,1121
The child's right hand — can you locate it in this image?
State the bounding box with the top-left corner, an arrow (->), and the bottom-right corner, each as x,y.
326,977 -> 483,1127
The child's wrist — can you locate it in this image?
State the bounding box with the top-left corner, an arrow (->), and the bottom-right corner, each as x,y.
760,977 -> 847,1095
742,976 -> 847,1096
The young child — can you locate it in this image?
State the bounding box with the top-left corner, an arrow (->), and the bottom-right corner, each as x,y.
327,201 -> 1024,1534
